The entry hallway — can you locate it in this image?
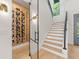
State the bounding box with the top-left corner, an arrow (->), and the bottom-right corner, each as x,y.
12,43 -> 79,59
69,44 -> 79,59
12,43 -> 30,59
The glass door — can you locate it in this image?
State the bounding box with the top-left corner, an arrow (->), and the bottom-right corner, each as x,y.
29,0 -> 39,59
74,14 -> 79,45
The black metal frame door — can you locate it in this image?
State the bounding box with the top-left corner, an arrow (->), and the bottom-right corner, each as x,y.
29,0 -> 39,59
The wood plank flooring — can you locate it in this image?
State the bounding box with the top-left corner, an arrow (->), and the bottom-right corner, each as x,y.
12,42 -> 30,59
32,49 -> 64,59
12,43 -> 79,59
68,44 -> 79,59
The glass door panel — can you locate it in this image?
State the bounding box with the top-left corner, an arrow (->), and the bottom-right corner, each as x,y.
74,14 -> 79,45
29,0 -> 39,59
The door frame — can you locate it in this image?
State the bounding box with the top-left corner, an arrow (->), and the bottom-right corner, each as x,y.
29,0 -> 39,59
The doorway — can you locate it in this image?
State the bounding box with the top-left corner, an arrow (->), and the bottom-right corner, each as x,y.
12,0 -> 30,59
74,14 -> 79,45
29,0 -> 39,59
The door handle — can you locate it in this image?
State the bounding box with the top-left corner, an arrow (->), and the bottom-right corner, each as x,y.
35,32 -> 37,41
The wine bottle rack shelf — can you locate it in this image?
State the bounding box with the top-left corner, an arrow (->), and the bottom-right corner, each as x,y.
12,2 -> 29,46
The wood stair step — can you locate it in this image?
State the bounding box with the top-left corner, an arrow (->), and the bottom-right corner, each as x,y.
48,32 -> 64,34
51,28 -> 64,29
51,27 -> 64,29
46,38 -> 64,42
50,29 -> 64,31
48,34 -> 64,38
52,24 -> 64,26
43,45 -> 62,53
54,21 -> 64,24
49,31 -> 64,33
47,36 -> 64,40
49,30 -> 64,32
48,33 -> 64,37
44,41 -> 63,47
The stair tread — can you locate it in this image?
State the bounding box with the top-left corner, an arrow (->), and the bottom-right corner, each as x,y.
51,29 -> 64,30
45,39 -> 63,43
44,41 -> 63,47
42,47 -> 65,58
49,32 -> 64,34
43,43 -> 62,49
49,31 -> 64,34
43,45 -> 62,53
50,30 -> 64,31
48,33 -> 64,36
52,24 -> 64,26
48,34 -> 64,38
47,36 -> 64,40
46,38 -> 64,42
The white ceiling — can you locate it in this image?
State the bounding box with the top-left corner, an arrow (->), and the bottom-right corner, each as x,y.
24,0 -> 37,17
14,0 -> 29,8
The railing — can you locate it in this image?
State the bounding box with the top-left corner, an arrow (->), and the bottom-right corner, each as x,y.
47,0 -> 67,50
30,32 -> 38,44
47,0 -> 53,18
63,12 -> 67,50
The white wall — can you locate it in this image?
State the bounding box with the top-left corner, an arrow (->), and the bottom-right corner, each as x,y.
66,0 -> 79,44
0,0 -> 12,59
39,0 -> 53,49
53,0 -> 66,22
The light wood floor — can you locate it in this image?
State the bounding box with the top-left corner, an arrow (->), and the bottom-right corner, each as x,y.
68,44 -> 79,59
32,49 -> 64,59
12,43 -> 79,59
12,43 -> 30,59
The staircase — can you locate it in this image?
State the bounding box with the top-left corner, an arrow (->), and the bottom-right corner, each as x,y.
41,21 -> 67,58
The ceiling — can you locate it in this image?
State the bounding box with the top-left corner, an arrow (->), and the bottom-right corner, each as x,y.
13,0 -> 29,8
24,0 -> 37,17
